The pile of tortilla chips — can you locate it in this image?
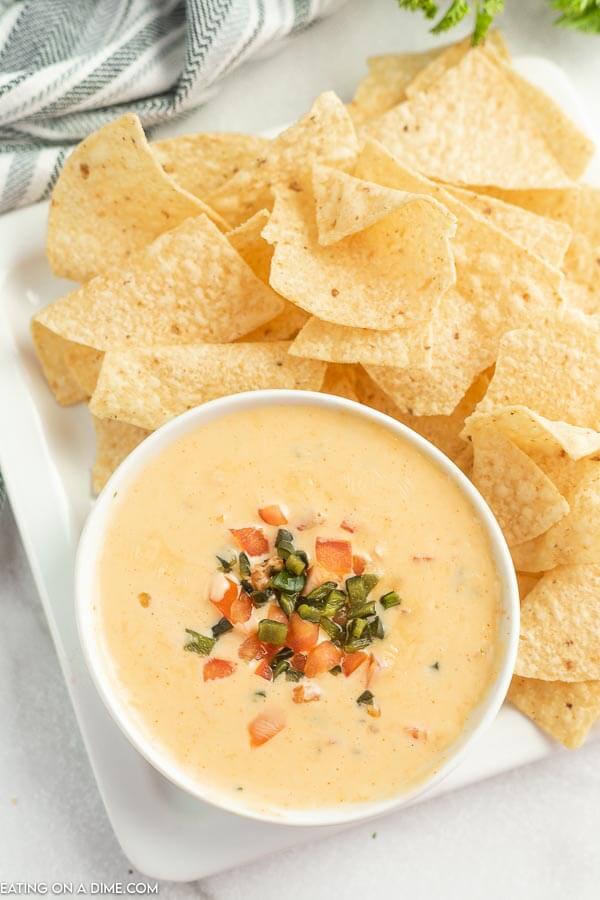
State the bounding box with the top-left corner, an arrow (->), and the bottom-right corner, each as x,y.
32,33 -> 600,750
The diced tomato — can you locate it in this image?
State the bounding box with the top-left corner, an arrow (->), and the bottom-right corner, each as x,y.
366,653 -> 381,687
292,684 -> 321,703
238,632 -> 269,661
291,652 -> 307,672
286,612 -> 319,653
315,538 -> 352,576
230,527 -> 269,556
304,641 -> 342,678
258,505 -> 288,526
248,708 -> 286,747
340,519 -> 356,533
229,591 -> 252,624
267,603 -> 288,624
342,651 -> 368,677
203,658 -> 235,681
210,575 -> 239,619
255,658 -> 273,681
352,554 -> 366,575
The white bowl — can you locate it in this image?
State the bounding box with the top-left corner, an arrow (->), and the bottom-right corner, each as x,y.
76,389 -> 519,827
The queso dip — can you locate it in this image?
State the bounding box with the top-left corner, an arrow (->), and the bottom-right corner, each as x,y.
98,404 -> 502,813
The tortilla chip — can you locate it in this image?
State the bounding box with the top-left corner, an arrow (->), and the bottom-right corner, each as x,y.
226,210 -> 273,283
471,428 -> 569,546
465,406 -> 600,462
354,141 -> 563,414
517,572 -> 542,602
313,162 -> 454,247
153,132 -> 269,198
349,33 -> 509,126
91,415 -> 149,495
242,304 -> 310,343
515,565 -> 600,681
348,48 -> 442,125
64,344 -> 104,396
365,50 -> 569,189
496,62 -> 595,182
89,342 -> 327,430
508,676 -> 600,749
405,32 -> 509,98
47,114 -> 226,283
445,186 -> 572,268
289,316 -> 432,368
511,455 -> 600,572
263,181 -> 456,331
36,215 -> 284,350
207,92 -> 359,227
320,363 -> 361,402
31,322 -> 87,405
353,366 -> 483,469
475,318 -> 600,430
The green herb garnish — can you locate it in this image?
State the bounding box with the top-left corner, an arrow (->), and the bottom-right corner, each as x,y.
250,590 -> 270,607
320,617 -> 344,642
277,591 -> 298,618
329,665 -> 342,676
271,569 -> 306,594
238,552 -> 251,578
380,590 -> 402,610
257,619 -> 288,645
272,658 -> 290,680
285,552 -> 307,575
304,581 -> 337,604
286,668 -> 304,682
216,553 -> 235,573
184,628 -> 216,656
297,603 -> 322,623
211,617 -> 233,638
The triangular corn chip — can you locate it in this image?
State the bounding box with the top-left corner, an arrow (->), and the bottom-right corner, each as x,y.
313,163 -> 452,246
36,216 -> 284,350
475,318 -> 600,430
509,676 -> 600,749
444,185 -> 572,268
31,322 -> 87,406
91,415 -> 149,495
365,50 -> 569,189
208,92 -> 359,227
89,343 -> 326,430
515,565 -> 600,681
64,344 -> 104,397
47,114 -> 226,282
289,316 -> 432,368
263,181 -> 456,331
471,427 -> 569,546
153,132 -> 269,198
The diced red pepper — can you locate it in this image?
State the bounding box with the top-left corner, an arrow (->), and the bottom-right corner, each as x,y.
255,658 -> 273,681
248,709 -> 286,747
340,519 -> 356,533
203,658 -> 236,681
210,575 -> 239,619
291,652 -> 307,672
229,591 -> 252,624
342,651 -> 368,677
352,554 -> 366,576
286,612 -> 319,653
304,641 -> 342,678
315,538 -> 352,576
258,505 -> 288,526
292,685 -> 321,704
230,527 -> 269,556
267,603 -> 288,624
238,633 -> 268,661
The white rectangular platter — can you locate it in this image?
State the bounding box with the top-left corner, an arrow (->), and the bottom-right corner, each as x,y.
0,56 -> 598,882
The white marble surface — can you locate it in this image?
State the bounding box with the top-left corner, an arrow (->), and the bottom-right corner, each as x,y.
2,0 -> 600,895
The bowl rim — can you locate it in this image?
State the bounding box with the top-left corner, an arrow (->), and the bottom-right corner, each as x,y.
75,388 -> 519,828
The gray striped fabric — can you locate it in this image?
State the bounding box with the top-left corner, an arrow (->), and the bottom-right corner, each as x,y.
0,0 -> 345,215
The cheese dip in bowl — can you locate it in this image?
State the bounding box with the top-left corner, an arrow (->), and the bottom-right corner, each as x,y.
76,390 -> 518,826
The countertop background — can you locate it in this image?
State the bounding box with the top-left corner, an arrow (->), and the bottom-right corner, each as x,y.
1,1 -> 600,896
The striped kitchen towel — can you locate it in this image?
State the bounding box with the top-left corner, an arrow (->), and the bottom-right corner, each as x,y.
0,0 -> 346,216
